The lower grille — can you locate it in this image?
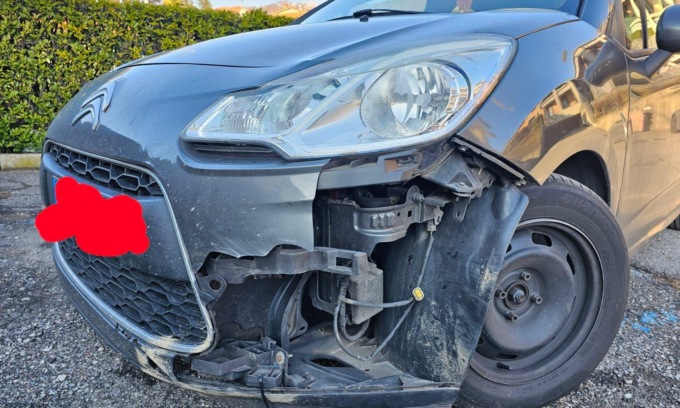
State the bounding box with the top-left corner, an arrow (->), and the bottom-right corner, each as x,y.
59,238 -> 207,344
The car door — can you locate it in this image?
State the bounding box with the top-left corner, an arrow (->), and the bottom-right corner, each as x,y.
615,0 -> 680,251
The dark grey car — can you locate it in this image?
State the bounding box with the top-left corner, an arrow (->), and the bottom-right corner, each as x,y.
40,0 -> 680,407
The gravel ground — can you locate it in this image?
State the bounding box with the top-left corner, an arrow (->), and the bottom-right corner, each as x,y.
1,169 -> 678,408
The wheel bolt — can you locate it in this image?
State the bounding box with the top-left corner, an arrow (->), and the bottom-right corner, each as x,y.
496,289 -> 507,299
509,287 -> 526,303
506,312 -> 518,322
520,271 -> 532,281
532,295 -> 543,304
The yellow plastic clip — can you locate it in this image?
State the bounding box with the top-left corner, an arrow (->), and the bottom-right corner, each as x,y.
412,287 -> 425,302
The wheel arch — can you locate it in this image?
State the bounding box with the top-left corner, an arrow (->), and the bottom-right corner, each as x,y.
553,151 -> 611,207
528,130 -> 622,213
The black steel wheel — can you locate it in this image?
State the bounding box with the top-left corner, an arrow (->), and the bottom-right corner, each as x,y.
457,175 -> 629,408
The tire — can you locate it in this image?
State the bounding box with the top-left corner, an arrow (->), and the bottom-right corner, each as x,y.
457,174 -> 630,408
670,216 -> 680,230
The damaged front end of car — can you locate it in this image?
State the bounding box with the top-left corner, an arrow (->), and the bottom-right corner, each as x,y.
186,142 -> 529,399
194,148 -> 531,403
46,141 -> 528,407
41,29 -> 531,407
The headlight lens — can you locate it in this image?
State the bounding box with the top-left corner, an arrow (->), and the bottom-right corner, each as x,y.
361,63 -> 469,139
200,79 -> 344,135
183,35 -> 515,159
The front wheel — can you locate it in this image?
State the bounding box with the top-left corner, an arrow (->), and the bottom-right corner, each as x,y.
670,215 -> 680,230
457,175 -> 630,408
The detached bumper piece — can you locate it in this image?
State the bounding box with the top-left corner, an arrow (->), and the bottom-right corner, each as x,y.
191,338 -> 286,388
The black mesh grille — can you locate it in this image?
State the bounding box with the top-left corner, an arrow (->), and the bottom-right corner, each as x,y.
59,238 -> 207,344
46,143 -> 163,196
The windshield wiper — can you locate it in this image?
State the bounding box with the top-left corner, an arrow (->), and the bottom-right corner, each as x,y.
353,8 -> 421,18
330,8 -> 421,21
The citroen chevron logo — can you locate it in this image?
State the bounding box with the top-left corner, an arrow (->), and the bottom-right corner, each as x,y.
71,78 -> 120,130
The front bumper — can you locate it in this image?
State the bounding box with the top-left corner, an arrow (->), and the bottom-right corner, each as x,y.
41,142 -> 215,354
42,141 -> 460,406
54,245 -> 459,407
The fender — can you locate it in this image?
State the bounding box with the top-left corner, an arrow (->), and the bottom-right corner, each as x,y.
530,130 -> 621,213
457,21 -> 628,214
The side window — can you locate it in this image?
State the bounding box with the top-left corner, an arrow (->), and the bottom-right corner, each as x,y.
622,0 -> 679,50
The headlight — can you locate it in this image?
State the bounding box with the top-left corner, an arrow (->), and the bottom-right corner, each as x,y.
361,63 -> 469,138
183,35 -> 515,159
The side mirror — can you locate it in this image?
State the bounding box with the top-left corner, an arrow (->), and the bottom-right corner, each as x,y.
657,5 -> 680,53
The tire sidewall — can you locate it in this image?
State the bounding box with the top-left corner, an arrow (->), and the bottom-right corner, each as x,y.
458,178 -> 630,408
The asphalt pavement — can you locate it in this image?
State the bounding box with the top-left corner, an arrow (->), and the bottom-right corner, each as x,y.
1,169 -> 678,407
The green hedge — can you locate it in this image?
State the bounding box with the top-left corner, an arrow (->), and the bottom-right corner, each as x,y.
0,0 -> 292,152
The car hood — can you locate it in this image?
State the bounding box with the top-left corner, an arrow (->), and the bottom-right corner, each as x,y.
47,10 -> 578,265
127,10 -> 576,71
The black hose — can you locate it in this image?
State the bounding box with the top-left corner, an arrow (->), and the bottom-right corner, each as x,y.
338,278 -> 370,342
259,375 -> 271,408
341,316 -> 370,342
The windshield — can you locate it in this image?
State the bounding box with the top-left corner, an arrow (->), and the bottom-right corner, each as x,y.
298,0 -> 580,24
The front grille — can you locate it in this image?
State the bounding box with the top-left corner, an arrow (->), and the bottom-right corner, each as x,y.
59,238 -> 207,344
46,143 -> 163,196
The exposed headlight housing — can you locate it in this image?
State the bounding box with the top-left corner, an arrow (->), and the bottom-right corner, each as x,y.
183,35 -> 515,159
